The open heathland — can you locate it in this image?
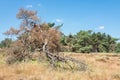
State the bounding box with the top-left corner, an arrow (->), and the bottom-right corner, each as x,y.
0,52 -> 120,80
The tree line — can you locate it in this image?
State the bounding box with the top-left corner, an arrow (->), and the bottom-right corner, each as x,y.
1,30 -> 120,53
61,30 -> 120,53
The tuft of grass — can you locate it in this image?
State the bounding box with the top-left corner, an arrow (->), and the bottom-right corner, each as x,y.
112,73 -> 120,80
0,53 -> 5,64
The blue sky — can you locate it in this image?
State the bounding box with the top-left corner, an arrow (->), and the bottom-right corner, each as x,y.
0,0 -> 120,41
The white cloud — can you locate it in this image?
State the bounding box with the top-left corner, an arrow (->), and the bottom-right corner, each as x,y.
55,19 -> 62,23
26,5 -> 33,8
98,26 -> 105,30
37,3 -> 42,7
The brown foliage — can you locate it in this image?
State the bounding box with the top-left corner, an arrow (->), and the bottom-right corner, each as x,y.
3,27 -> 19,35
30,24 -> 61,52
16,8 -> 38,20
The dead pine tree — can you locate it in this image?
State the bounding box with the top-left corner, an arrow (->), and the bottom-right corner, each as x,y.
4,8 -> 87,71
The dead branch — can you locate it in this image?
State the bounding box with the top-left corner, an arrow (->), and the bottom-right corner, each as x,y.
45,51 -> 87,71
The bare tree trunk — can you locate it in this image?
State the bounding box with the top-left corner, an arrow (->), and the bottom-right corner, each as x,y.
41,41 -> 48,60
43,42 -> 47,52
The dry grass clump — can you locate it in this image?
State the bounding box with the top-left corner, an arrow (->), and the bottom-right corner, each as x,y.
112,73 -> 120,80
